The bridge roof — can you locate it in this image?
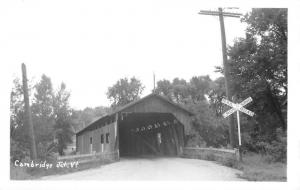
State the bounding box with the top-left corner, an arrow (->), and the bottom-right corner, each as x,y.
76,93 -> 193,135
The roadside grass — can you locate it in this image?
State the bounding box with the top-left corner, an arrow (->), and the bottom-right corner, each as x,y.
10,163 -> 34,180
182,149 -> 286,181
237,152 -> 287,181
10,158 -> 115,180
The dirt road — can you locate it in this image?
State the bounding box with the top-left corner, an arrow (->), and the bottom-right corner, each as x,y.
42,157 -> 244,180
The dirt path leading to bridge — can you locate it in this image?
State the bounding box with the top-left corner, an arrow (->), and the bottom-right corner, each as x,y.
42,157 -> 244,180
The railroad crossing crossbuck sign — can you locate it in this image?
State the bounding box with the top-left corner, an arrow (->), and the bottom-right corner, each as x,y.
222,97 -> 255,146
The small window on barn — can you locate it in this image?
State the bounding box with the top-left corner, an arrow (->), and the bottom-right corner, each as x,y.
106,133 -> 110,143
101,134 -> 104,144
90,137 -> 92,144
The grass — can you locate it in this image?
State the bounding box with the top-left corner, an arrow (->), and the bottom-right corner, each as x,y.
236,152 -> 287,181
182,149 -> 286,181
10,163 -> 34,180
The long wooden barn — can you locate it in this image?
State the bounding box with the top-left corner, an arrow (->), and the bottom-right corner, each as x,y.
75,93 -> 193,159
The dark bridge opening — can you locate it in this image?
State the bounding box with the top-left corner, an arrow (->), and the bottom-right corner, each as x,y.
119,112 -> 184,157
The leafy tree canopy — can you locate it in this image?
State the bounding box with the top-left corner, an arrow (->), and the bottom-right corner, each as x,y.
226,8 -> 287,135
107,77 -> 145,108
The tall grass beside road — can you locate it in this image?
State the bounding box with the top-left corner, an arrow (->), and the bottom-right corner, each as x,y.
237,152 -> 286,181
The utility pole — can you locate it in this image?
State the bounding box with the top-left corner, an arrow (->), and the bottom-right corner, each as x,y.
198,8 -> 242,148
22,63 -> 37,160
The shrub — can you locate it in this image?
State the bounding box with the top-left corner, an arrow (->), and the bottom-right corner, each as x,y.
255,129 -> 287,163
264,140 -> 286,163
10,139 -> 30,163
185,133 -> 207,147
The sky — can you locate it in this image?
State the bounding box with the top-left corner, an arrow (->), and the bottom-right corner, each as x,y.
2,0 -> 249,110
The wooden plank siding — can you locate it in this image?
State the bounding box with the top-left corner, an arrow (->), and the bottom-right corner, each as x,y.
77,121 -> 117,154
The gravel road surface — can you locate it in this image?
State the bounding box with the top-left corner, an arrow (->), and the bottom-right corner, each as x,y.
42,157 -> 244,181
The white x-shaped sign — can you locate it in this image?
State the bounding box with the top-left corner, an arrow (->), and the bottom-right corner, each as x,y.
222,97 -> 255,146
222,97 -> 254,118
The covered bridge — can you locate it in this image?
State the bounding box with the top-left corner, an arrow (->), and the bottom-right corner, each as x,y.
75,93 -> 193,159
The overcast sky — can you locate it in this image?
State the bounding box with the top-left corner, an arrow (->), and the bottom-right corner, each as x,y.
2,1 -> 249,109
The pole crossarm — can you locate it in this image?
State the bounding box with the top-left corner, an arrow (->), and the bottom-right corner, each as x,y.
198,10 -> 242,18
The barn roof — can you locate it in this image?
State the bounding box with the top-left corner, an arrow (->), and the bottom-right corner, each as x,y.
76,93 -> 193,135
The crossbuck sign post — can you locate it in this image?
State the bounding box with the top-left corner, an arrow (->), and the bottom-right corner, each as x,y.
222,97 -> 254,146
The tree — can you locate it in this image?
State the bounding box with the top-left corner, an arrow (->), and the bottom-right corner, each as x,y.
10,78 -> 25,139
208,77 -> 227,117
189,75 -> 213,103
10,77 -> 31,161
155,78 -> 190,104
71,106 -> 111,132
155,76 -> 213,105
189,100 -> 229,148
11,73 -> 76,158
227,8 -> 287,133
32,75 -> 54,118
155,79 -> 173,99
31,74 -> 55,157
155,76 -> 229,146
223,9 -> 287,159
172,78 -> 189,104
53,83 -> 74,156
107,77 -> 145,108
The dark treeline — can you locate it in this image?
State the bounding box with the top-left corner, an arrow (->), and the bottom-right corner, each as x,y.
154,76 -> 229,148
10,75 -> 75,161
10,74 -> 111,161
